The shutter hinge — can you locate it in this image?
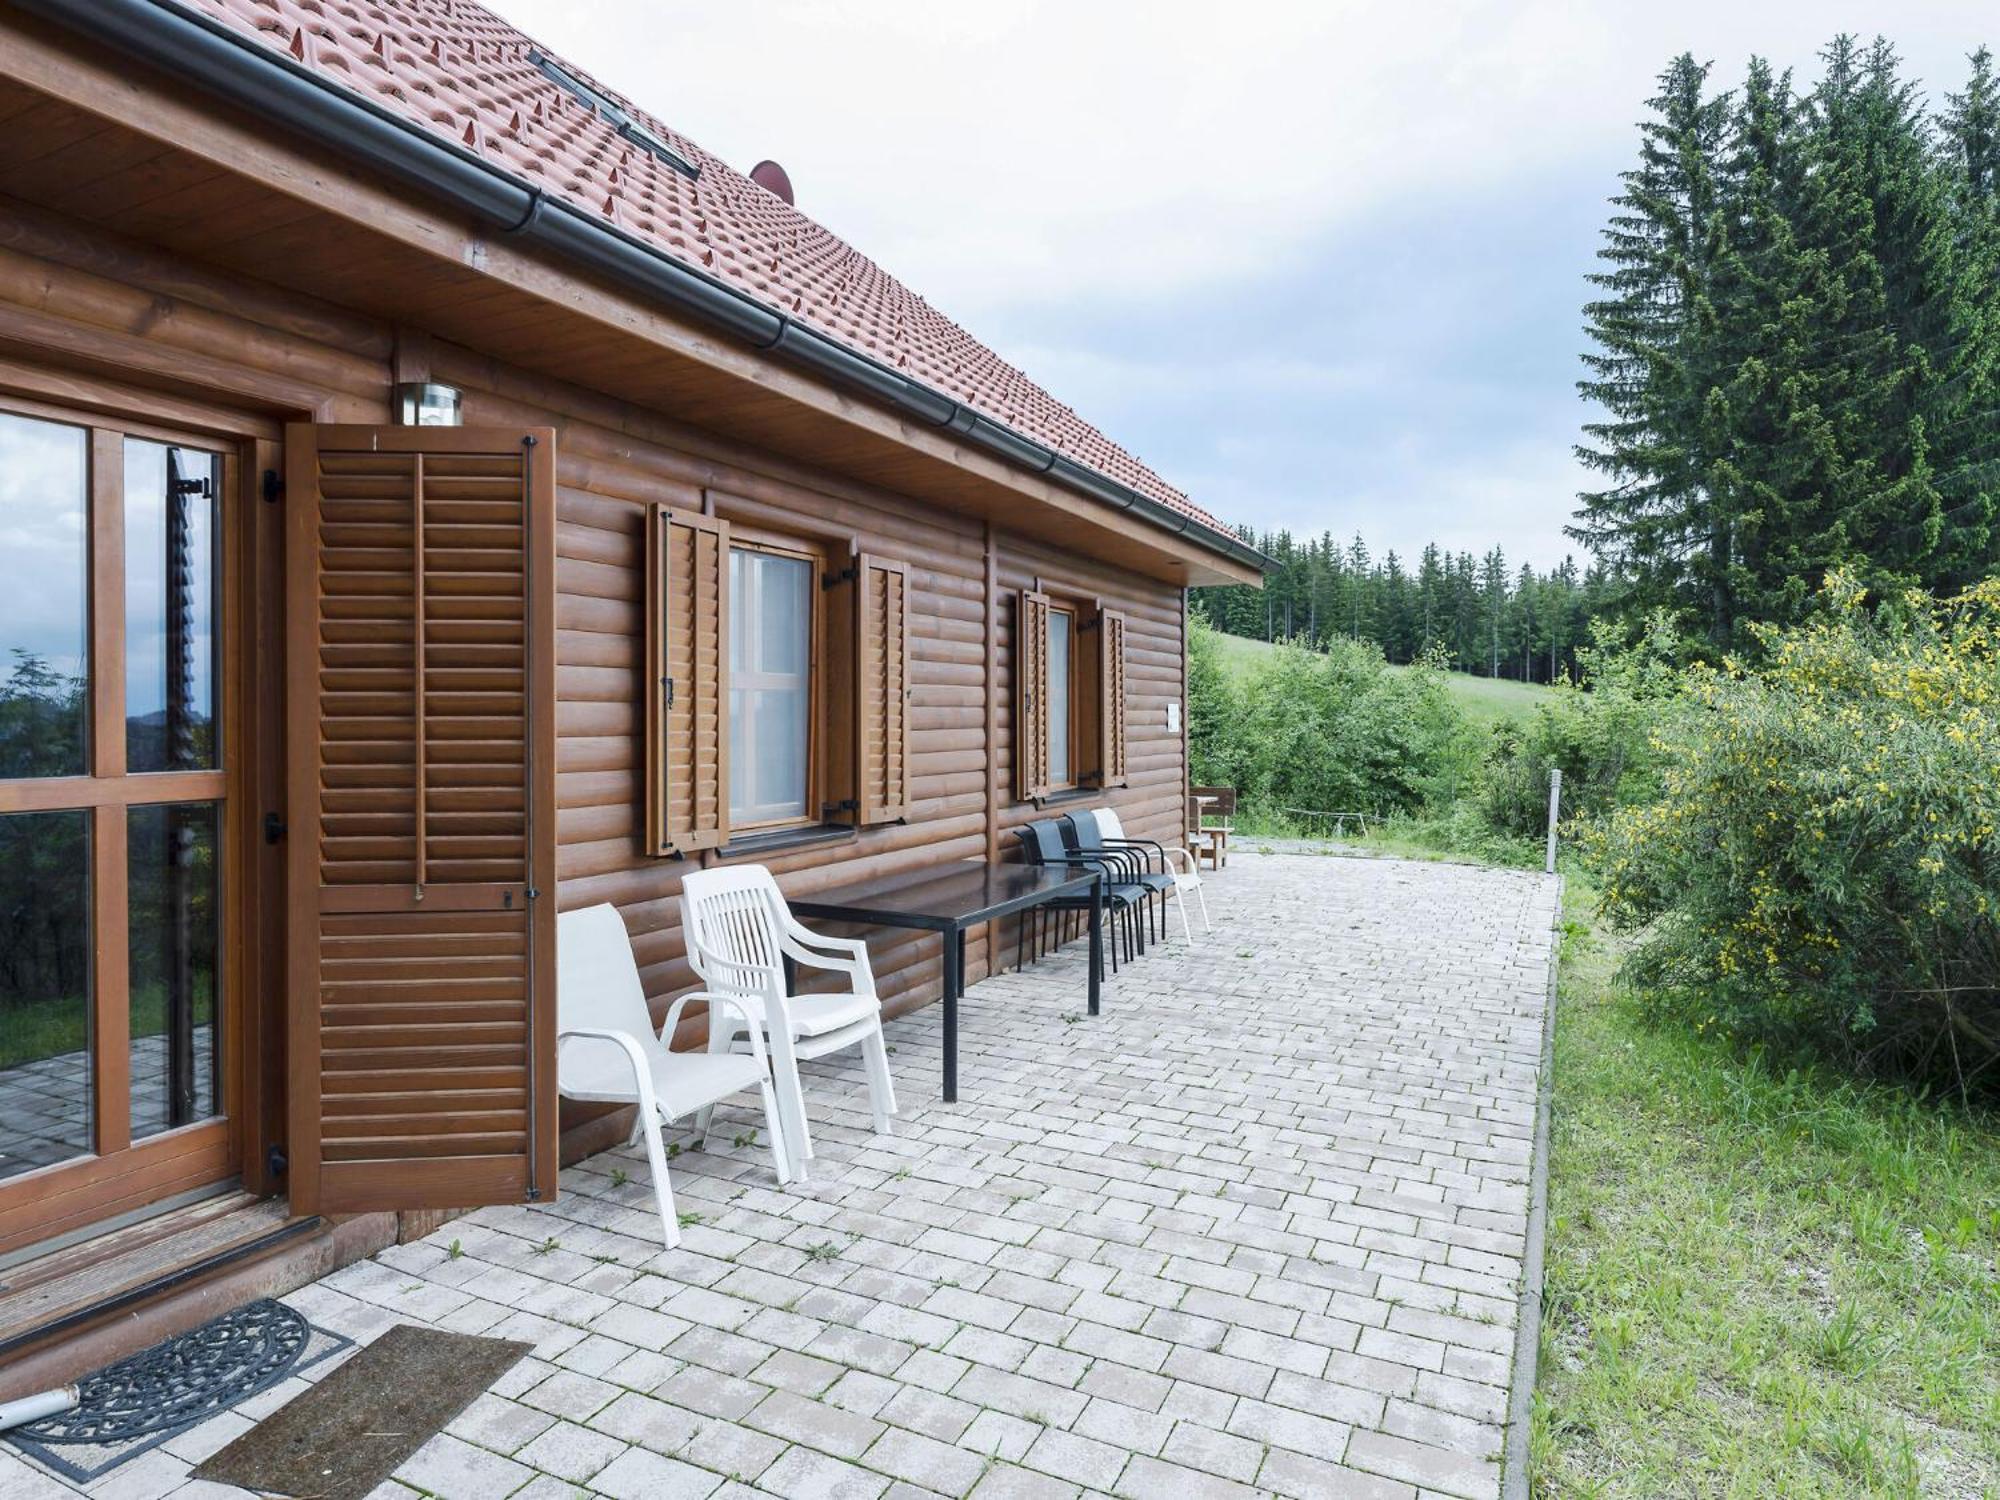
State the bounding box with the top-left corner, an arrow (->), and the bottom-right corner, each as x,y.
823,799 -> 860,815
662,675 -> 674,709
822,565 -> 857,591
266,1144 -> 288,1178
263,812 -> 286,844
261,468 -> 284,504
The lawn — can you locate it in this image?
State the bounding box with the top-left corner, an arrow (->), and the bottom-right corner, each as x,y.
1533,889 -> 2000,1498
1210,630 -> 1552,726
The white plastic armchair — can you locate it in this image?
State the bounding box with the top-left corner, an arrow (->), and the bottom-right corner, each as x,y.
556,903 -> 792,1249
680,865 -> 897,1181
1093,807 -> 1211,942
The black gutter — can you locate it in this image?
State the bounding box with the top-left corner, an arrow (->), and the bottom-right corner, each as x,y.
22,0 -> 1270,577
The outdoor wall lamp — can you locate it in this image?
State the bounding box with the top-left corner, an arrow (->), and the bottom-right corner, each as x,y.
393,380 -> 464,427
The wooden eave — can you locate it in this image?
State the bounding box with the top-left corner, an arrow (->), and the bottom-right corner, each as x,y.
0,13 -> 1261,588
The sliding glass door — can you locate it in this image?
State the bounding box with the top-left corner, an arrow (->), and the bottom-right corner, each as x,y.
0,398 -> 238,1256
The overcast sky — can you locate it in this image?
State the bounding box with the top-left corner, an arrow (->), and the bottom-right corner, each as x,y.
502,1 -> 1995,571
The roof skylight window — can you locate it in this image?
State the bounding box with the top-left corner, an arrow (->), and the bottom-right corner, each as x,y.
530,50 -> 699,179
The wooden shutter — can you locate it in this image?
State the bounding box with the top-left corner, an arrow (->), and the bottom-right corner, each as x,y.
855,554 -> 910,824
285,424 -> 556,1215
646,506 -> 729,854
1099,609 -> 1129,788
1014,589 -> 1052,800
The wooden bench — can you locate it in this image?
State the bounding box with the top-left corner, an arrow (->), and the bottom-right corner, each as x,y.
1189,786 -> 1236,870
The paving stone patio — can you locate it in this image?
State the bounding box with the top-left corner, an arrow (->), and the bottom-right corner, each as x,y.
4,849 -> 1561,1500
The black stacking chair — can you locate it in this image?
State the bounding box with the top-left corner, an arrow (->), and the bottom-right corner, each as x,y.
1063,810 -> 1172,945
1013,820 -> 1146,972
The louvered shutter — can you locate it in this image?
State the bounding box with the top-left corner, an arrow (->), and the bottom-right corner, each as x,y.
646,506 -> 730,854
856,554 -> 910,824
1099,609 -> 1129,788
1014,589 -> 1052,801
285,424 -> 557,1215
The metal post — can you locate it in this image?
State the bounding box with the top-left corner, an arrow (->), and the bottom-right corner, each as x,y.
163,449 -> 201,1128
941,927 -> 962,1105
1545,768 -> 1562,875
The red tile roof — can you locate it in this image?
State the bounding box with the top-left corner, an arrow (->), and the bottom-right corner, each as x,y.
179,0 -> 1233,541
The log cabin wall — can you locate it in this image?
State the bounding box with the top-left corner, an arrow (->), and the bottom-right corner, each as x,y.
0,201 -> 1189,1161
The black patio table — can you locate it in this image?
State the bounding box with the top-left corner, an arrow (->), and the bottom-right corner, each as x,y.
784,861 -> 1103,1103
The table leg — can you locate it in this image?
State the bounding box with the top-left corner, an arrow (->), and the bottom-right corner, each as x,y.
1087,882 -> 1103,1016
942,926 -> 962,1104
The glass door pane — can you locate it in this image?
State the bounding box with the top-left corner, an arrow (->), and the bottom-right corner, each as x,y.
128,802 -> 222,1140
0,810 -> 93,1182
125,440 -> 221,772
0,410 -> 89,778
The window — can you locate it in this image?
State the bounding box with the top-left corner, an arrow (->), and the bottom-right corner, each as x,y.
729,544 -> 815,827
1047,606 -> 1073,787
645,505 -> 910,855
1015,590 -> 1129,801
530,50 -> 700,179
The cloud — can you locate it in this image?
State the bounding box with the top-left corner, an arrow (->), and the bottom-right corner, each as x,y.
495,0 -> 2000,569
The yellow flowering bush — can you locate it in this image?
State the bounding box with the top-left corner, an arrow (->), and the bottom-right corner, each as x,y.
1588,572 -> 2000,1096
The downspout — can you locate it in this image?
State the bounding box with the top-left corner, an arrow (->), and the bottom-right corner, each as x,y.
22,0 -> 1271,579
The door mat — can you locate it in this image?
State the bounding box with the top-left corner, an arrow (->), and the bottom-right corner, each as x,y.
5,1297 -> 351,1484
191,1323 -> 533,1500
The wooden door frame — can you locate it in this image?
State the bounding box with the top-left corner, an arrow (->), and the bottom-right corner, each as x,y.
0,366 -> 288,1255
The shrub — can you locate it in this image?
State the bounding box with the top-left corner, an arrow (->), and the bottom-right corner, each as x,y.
1588,573 -> 2000,1098
1482,612 -> 1684,838
1226,637 -> 1483,819
1186,611 -> 1241,788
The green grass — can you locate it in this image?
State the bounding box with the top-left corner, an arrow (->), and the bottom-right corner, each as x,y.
1422,665 -> 1554,727
1210,631 -> 1552,727
1534,888 -> 2000,1498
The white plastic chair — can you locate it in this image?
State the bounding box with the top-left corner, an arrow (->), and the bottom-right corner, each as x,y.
1094,806 -> 1211,943
556,903 -> 793,1249
680,865 -> 897,1180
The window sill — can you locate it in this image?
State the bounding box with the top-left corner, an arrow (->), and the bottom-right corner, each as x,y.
1031,786 -> 1103,811
713,822 -> 859,860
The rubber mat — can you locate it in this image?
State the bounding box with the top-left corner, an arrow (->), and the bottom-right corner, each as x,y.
192,1322 -> 532,1500
5,1297 -> 350,1483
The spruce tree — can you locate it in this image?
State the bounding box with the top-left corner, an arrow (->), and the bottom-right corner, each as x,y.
1575,55 -> 1736,638
1940,47 -> 2000,578
1416,544 -> 1446,653
1701,57 -> 1843,634
1479,548 -> 1508,676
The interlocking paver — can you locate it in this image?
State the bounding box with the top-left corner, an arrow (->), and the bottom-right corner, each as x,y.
590,1445 -> 724,1500
18,852 -> 1555,1500
511,1418 -> 627,1483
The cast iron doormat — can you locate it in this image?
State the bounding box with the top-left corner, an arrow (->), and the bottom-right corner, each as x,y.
192,1323 -> 533,1500
5,1297 -> 352,1483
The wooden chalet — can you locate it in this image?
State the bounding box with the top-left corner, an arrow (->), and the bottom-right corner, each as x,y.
0,0 -> 1264,1393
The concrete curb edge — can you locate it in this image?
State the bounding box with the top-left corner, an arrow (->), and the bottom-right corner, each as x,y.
1502,871 -> 1563,1500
